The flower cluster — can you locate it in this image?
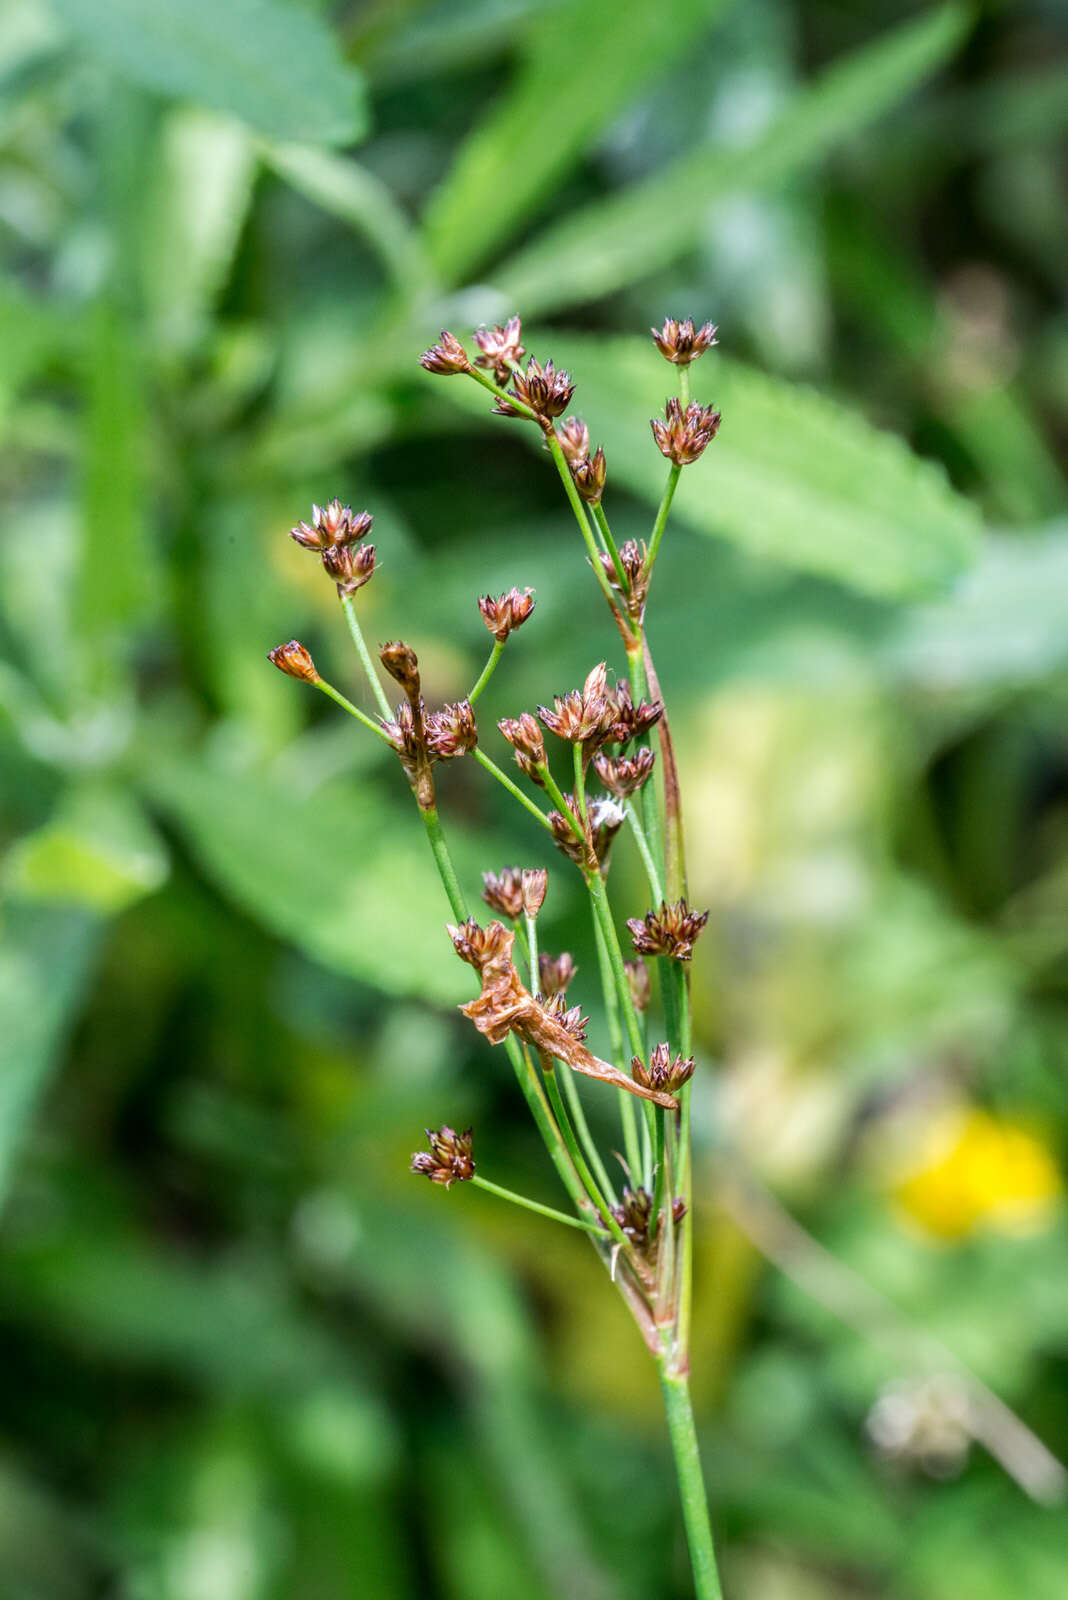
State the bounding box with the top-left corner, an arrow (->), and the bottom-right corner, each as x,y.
410,1126 -> 475,1187
290,500 -> 376,595
627,899 -> 709,962
650,398 -> 722,467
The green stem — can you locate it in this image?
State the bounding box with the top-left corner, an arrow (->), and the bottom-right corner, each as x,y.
591,500 -> 628,593
592,913 -> 642,1188
467,363 -> 540,422
545,429 -> 632,626
559,1066 -> 618,1208
657,1360 -> 723,1600
644,464 -> 681,582
585,870 -> 645,1064
415,800 -> 605,1235
471,1175 -> 611,1238
524,910 -> 539,996
626,643 -> 665,882
572,741 -> 587,823
420,805 -> 467,922
316,679 -> 395,745
474,748 -> 553,830
626,803 -> 664,902
469,638 -> 505,705
340,593 -> 392,719
537,760 -> 585,841
540,1057 -> 629,1251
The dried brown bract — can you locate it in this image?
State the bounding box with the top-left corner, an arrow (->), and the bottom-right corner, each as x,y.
410,1125 -> 475,1187
425,699 -> 478,760
572,446 -> 606,505
420,330 -> 471,375
650,398 -> 722,466
651,317 -> 718,366
538,950 -> 576,996
594,748 -> 655,798
495,356 -> 575,422
538,662 -> 615,747
521,868 -> 547,916
449,921 -> 677,1107
632,1042 -> 695,1094
478,587 -> 535,643
290,500 -> 373,552
268,639 -> 320,683
627,899 -> 709,962
498,712 -> 547,783
482,868 -> 526,920
472,316 -> 524,384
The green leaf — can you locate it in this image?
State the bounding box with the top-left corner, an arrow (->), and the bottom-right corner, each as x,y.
141,107 -> 258,355
2,784 -> 169,913
0,906 -> 98,1204
471,334 -> 980,599
422,0 -> 719,284
140,752 -> 494,1005
493,3 -> 970,314
50,0 -> 367,145
883,527 -> 1068,689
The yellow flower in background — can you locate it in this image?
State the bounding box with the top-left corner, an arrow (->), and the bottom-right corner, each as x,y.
893,1107 -> 1062,1240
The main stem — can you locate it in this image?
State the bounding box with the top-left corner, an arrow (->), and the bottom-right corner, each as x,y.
657,1358 -> 723,1600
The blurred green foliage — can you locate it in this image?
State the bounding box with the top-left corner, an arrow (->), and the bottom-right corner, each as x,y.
1,0 -> 1067,1594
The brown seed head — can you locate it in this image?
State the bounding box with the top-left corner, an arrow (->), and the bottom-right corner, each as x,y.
410,1125 -> 475,1187
321,541 -> 376,596
609,681 -> 663,746
627,899 -> 709,962
541,992 -> 588,1042
599,539 -> 649,620
538,662 -> 615,747
650,397 -> 722,466
651,317 -> 718,366
472,316 -> 525,383
558,416 -> 590,466
478,587 -> 535,643
290,501 -> 373,552
496,356 -> 575,422
420,330 -> 471,375
267,639 -> 320,684
548,802 -> 588,867
593,748 -> 655,798
613,1186 -> 653,1243
380,700 -> 424,776
631,1041 -> 695,1093
624,959 -> 650,1013
481,868 -> 525,920
538,950 -> 576,996
379,640 -> 421,700
521,868 -> 547,917
498,712 -> 547,783
425,699 -> 478,760
446,918 -> 514,971
572,446 -> 607,505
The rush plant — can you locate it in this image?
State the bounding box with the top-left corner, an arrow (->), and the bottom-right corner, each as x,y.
270,316 -> 724,1598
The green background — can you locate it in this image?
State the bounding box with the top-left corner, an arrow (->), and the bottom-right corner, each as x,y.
1,0 -> 1067,1594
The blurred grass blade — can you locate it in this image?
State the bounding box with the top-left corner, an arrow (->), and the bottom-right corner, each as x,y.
2,783 -> 169,915
141,753 -> 489,1003
264,143 -> 433,302
50,0 -> 367,145
422,0 -> 719,284
142,108 -> 257,356
0,907 -> 98,1206
530,334 -> 981,599
494,3 -> 970,314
